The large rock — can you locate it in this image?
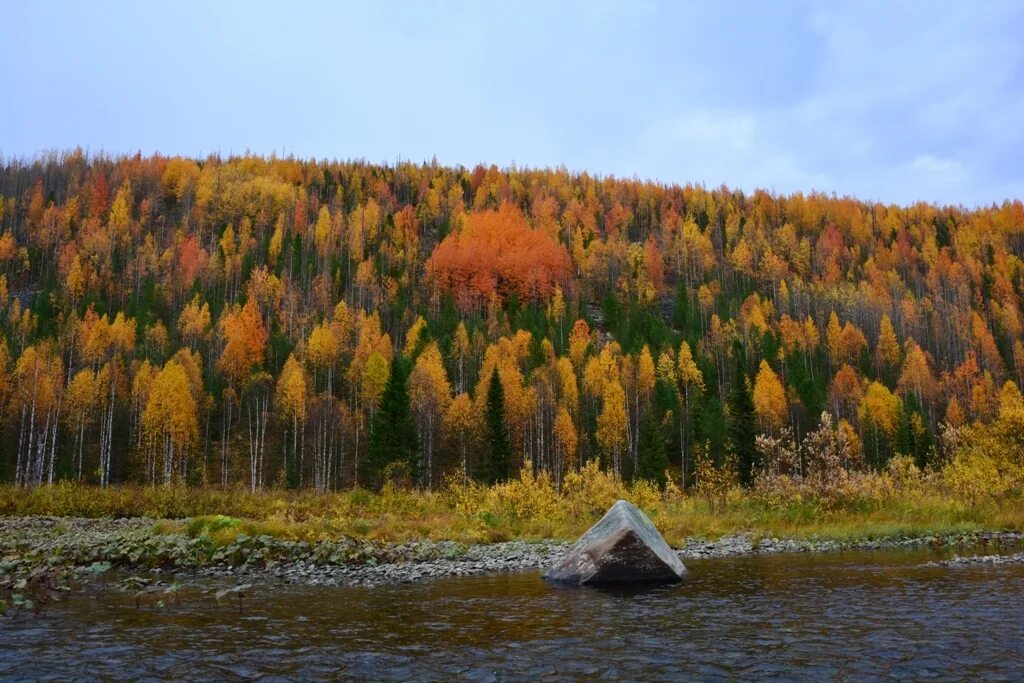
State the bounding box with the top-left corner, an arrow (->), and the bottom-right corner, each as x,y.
544,499 -> 686,585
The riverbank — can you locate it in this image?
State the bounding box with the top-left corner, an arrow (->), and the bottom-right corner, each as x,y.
2,516 -> 1023,590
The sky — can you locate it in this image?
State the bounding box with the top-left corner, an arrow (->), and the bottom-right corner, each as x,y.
1,0 -> 1022,207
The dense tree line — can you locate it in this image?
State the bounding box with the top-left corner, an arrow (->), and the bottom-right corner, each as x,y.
0,150 -> 1022,490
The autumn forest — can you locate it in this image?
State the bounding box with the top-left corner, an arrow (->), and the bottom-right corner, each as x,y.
1,151 -> 1023,497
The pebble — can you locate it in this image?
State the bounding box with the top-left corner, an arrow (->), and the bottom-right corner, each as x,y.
2,516 -> 1023,589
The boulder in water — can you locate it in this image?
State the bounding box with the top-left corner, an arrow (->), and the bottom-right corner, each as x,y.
544,499 -> 686,585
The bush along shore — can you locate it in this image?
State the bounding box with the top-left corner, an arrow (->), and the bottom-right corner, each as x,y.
2,515 -> 1024,597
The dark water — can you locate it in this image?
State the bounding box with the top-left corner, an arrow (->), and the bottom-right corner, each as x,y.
2,548 -> 1024,681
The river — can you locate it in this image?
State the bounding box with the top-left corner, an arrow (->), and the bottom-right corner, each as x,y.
2,547 -> 1023,680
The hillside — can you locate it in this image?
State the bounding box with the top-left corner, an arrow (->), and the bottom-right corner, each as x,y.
1,151 -> 1022,493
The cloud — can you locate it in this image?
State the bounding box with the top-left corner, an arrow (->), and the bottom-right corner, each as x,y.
2,1 -> 1022,206
626,1 -> 1024,205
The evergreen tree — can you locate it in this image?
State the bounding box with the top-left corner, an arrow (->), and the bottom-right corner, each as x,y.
482,367 -> 512,484
635,411 -> 668,488
367,355 -> 419,488
727,345 -> 757,486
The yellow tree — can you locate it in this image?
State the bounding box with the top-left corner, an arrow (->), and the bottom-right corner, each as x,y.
358,351 -> 390,485
450,321 -> 471,392
403,315 -> 428,358
13,343 -> 64,487
177,294 -> 211,350
753,360 -> 788,432
65,368 -> 99,480
89,312 -> 136,487
142,359 -> 198,484
897,340 -> 938,424
409,342 -> 452,488
875,314 -> 902,378
0,336 -> 10,431
677,340 -> 705,485
276,354 -> 308,486
554,357 -> 579,416
596,379 -> 628,476
313,205 -> 336,267
826,311 -> 842,369
553,405 -> 578,481
858,381 -> 903,468
307,321 -> 341,394
625,345 -> 657,470
549,284 -> 566,348
131,360 -> 159,453
443,392 -> 477,480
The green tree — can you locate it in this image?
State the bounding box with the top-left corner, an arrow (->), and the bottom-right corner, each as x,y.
727,347 -> 757,486
635,411 -> 668,487
482,367 -> 512,484
367,354 -> 419,488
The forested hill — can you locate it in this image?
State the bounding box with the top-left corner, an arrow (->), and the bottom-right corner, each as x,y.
1,151 -> 1022,491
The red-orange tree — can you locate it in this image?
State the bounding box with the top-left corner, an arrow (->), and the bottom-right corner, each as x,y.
426,202 -> 570,311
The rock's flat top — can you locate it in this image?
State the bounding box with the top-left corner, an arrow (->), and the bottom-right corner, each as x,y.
544,499 -> 686,585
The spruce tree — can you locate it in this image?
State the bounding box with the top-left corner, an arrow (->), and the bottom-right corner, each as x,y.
636,411 -> 669,488
483,367 -> 512,484
367,355 -> 419,488
727,345 -> 757,487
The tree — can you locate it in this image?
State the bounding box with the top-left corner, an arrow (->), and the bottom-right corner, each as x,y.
553,405 -> 578,479
753,360 -> 788,431
366,354 -> 419,488
635,411 -> 668,487
727,352 -> 757,487
568,319 -> 591,370
409,342 -> 452,488
443,392 -> 477,480
596,379 -> 628,476
829,364 -> 865,422
898,340 -> 937,423
307,321 -> 340,394
177,295 -> 211,350
243,372 -> 273,491
676,340 -> 705,486
858,381 -> 903,468
451,321 -> 471,392
65,368 -> 99,481
217,299 -> 267,486
426,202 -> 571,312
218,300 -> 267,384
875,314 -> 902,377
13,343 -> 64,487
142,359 -> 198,484
482,367 -> 512,484
276,355 -> 308,488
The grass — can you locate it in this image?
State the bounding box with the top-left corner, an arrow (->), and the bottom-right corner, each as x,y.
2,469 -> 1023,548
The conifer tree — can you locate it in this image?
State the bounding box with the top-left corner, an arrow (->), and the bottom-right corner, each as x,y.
367,354 -> 419,488
482,367 -> 512,484
727,346 -> 757,486
636,411 -> 668,487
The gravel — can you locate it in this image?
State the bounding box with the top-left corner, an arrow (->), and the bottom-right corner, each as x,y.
2,517 -> 1023,588
928,551 -> 1024,568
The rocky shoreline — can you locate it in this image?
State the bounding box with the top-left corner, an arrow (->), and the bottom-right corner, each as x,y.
2,516 -> 1023,589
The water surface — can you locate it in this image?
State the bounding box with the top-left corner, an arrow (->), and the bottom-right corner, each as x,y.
2,547 -> 1023,680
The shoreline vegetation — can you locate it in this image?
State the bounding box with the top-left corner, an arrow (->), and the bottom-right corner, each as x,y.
3,466 -> 1024,592
3,470 -> 1024,617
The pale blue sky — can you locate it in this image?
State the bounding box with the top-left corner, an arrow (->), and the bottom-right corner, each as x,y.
2,1 -> 1022,206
